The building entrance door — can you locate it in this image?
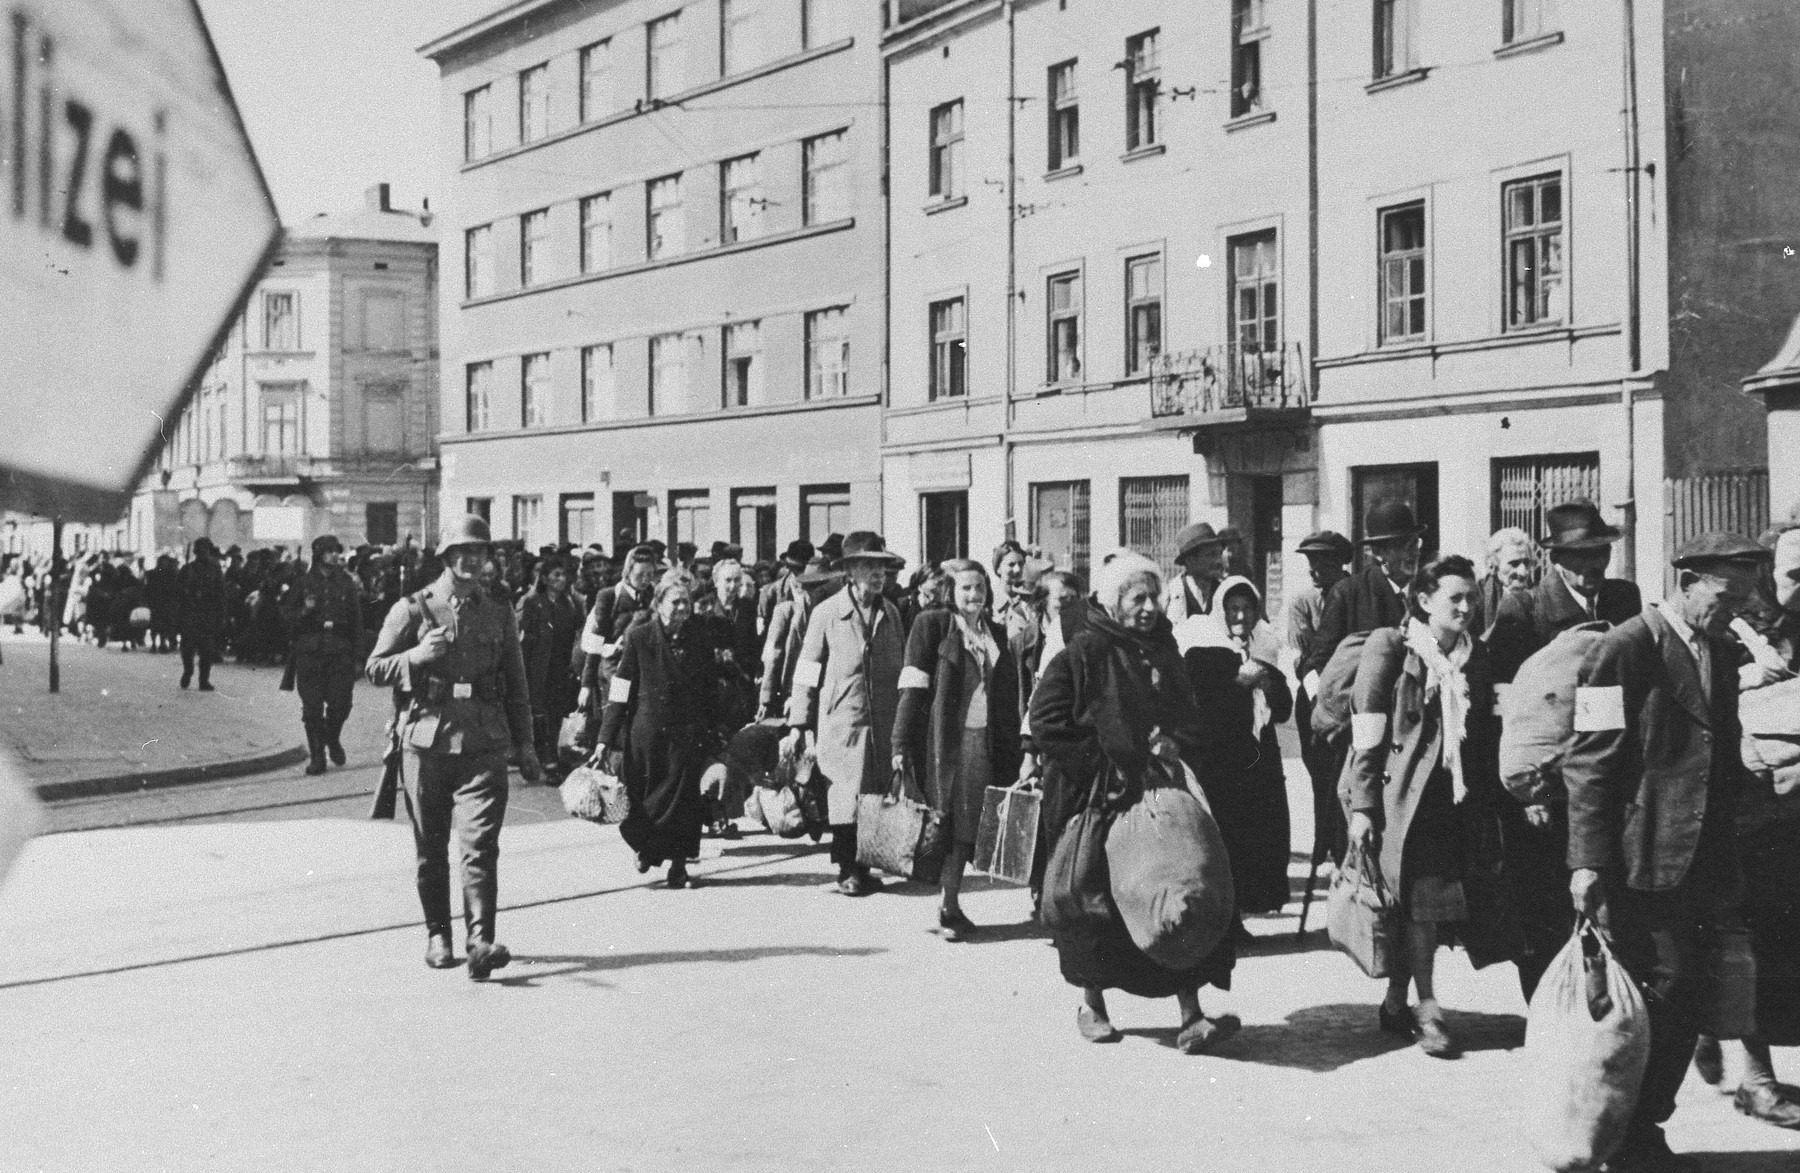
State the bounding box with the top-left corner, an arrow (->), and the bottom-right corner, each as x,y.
921,491 -> 968,567
612,491 -> 650,555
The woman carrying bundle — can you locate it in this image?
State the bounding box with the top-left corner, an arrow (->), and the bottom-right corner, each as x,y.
1344,553 -> 1506,1058
892,559 -> 1023,941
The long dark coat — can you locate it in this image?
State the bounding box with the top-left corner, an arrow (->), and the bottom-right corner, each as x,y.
1486,570 -> 1641,683
598,617 -> 728,865
1301,562 -> 1409,679
517,587 -> 582,718
1029,609 -> 1235,997
892,610 -> 1023,841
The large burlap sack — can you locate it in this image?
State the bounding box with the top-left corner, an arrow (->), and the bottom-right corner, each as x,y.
1106,769 -> 1235,971
1524,920 -> 1650,1172
1500,622 -> 1611,805
1741,677 -> 1800,740
1310,631 -> 1372,745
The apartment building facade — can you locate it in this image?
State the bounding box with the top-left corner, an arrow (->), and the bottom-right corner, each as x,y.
127,185 -> 441,555
421,0 -> 884,562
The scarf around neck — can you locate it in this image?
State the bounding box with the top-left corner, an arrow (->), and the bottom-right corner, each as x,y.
1403,617 -> 1472,801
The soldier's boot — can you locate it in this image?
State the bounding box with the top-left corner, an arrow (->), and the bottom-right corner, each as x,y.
424,924 -> 458,969
464,881 -> 510,982
324,715 -> 347,766
303,721 -> 328,776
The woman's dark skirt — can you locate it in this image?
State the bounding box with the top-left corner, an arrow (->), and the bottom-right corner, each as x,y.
1742,817 -> 1800,1045
619,721 -> 711,866
1203,731 -> 1292,916
1399,765 -> 1467,924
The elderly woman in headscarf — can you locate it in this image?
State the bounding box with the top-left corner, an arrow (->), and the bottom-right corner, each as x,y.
1028,550 -> 1239,1052
1176,574 -> 1293,926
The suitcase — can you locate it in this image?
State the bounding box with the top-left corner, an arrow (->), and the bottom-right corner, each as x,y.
972,783 -> 1040,885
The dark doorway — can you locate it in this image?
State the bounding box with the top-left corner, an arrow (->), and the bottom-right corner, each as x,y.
612,490 -> 650,555
920,491 -> 968,567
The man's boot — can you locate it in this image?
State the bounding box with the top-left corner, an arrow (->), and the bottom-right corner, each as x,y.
304,721 -> 327,776
325,715 -> 347,766
424,926 -> 458,969
464,880 -> 510,982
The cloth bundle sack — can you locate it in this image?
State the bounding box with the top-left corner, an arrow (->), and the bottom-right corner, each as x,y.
748,783 -> 806,837
1500,622 -> 1612,806
1524,920 -> 1650,1172
856,765 -> 947,882
1326,841 -> 1400,979
556,710 -> 595,767
1106,761 -> 1235,970
128,605 -> 153,628
1740,678 -> 1800,797
1041,804 -> 1114,935
1310,631 -> 1373,745
559,765 -> 629,825
973,783 -> 1041,885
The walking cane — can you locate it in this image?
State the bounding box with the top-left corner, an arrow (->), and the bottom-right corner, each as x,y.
1296,847 -> 1323,937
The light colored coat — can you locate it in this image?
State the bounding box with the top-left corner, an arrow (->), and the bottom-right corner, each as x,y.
784,585 -> 904,824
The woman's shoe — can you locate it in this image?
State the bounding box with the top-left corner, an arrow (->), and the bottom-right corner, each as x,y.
1176,1014 -> 1241,1055
1415,1013 -> 1460,1059
1378,1000 -> 1417,1038
666,865 -> 688,890
938,908 -> 977,941
1077,1006 -> 1121,1043
635,853 -> 653,875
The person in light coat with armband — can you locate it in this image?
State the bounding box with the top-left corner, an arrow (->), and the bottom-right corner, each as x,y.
782,532 -> 906,896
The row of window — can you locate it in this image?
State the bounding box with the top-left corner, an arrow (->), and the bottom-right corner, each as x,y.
464,306 -> 850,432
464,0 -> 855,162
466,484 -> 852,560
161,382 -> 411,467
241,290 -> 407,353
464,130 -> 848,298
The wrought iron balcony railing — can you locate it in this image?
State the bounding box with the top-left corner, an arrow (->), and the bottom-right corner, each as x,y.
1147,343 -> 1311,419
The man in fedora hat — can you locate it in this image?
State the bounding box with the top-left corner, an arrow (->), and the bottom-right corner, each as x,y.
1285,530 -> 1354,866
759,538 -> 815,636
1164,522 -> 1230,621
783,531 -> 906,895
1299,499 -> 1423,684
282,534 -> 364,775
1489,499 -> 1641,685
1564,532 -> 1771,1167
760,551 -> 834,719
367,514 -> 543,978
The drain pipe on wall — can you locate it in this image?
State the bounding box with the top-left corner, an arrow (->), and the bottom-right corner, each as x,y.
1619,0 -> 1643,582
1001,0 -> 1018,541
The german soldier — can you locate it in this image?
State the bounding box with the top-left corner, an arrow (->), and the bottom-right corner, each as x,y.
366,515 -> 543,978
283,534 -> 365,775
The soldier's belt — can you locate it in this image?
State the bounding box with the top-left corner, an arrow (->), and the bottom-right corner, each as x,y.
423,677 -> 503,702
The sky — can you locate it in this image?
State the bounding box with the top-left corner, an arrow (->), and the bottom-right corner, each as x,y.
195,0 -> 497,224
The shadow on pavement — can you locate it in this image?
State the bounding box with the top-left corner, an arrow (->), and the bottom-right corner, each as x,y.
700,871 -> 840,888
1207,1003 -> 1525,1071
957,919 -> 1050,945
1689,1153 -> 1800,1172
1236,929 -> 1336,959
496,945 -> 886,987
717,841 -> 829,857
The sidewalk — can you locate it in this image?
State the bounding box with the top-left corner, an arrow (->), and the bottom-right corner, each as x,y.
0,630 -> 308,798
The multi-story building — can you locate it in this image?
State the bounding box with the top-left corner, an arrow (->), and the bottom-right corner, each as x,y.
420,0 -> 885,562
127,184 -> 440,554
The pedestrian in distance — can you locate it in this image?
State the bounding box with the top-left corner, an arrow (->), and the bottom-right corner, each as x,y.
1562,532 -> 1770,1169
282,535 -> 365,775
517,553 -> 583,779
1345,554 -> 1507,1059
1300,499 -> 1425,684
892,559 -> 1023,941
759,540 -> 814,636
1474,526 -> 1537,638
365,514 -> 543,979
758,553 -> 833,721
782,531 -> 907,896
177,538 -> 227,691
576,544 -> 658,715
1286,530 -> 1353,870
1163,522 -> 1229,621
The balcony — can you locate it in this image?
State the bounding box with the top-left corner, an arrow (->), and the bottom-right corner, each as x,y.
225,453 -> 315,488
1146,343 -> 1311,430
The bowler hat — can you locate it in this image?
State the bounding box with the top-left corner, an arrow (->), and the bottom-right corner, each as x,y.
780,539 -> 815,568
1671,531 -> 1773,570
438,514 -> 492,557
836,531 -> 904,568
1174,522 -> 1226,560
1360,500 -> 1426,545
1296,530 -> 1353,562
819,533 -> 845,561
674,542 -> 697,564
1542,500 -> 1623,550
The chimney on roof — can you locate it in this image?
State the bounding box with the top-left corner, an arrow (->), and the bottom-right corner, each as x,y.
364,183 -> 391,212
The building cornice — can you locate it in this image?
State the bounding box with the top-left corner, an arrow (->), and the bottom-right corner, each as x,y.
419,0 -> 587,61
881,0 -> 1001,58
439,392 -> 881,445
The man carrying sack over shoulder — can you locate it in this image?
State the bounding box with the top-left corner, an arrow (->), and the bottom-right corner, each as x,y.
367,515 -> 543,979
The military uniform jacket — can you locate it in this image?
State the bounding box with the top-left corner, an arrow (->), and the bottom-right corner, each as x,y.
282,566 -> 365,662
1485,570 -> 1642,683
1563,608 -> 1747,894
366,571 -> 533,756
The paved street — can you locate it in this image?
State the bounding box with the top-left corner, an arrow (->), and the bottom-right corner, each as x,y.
3,683 -> 1796,1171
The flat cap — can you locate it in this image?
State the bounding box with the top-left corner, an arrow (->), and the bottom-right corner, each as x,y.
1670,530 -> 1773,569
1296,530 -> 1353,561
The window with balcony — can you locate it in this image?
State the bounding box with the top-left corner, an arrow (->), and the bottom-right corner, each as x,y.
463,84 -> 493,161
1046,270 -> 1082,384
262,292 -> 298,350
929,100 -> 964,201
1231,0 -> 1266,117
465,224 -> 493,298
512,495 -> 543,548
929,296 -> 967,400
723,320 -> 762,407
1125,30 -> 1160,151
580,193 -> 612,273
647,174 -> 684,260
261,386 -> 301,455
647,11 -> 685,100
1373,0 -> 1418,79
582,343 -> 615,421
1504,173 -> 1564,329
720,153 -> 764,244
580,39 -> 615,121
1125,254 -> 1163,375
650,332 -> 687,414
803,130 -> 849,224
520,209 -> 549,287
1379,202 -> 1427,343
518,63 -> 551,144
1503,0 -> 1554,43
720,0 -> 766,74
466,361 -> 493,432
1229,230 -> 1279,354
1047,61 -> 1078,170
806,306 -> 850,399
521,352 -> 550,428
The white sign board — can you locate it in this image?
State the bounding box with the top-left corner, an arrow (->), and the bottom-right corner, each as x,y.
0,0 -> 279,521
253,504 -> 305,541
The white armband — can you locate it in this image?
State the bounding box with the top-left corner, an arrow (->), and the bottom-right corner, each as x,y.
607,676 -> 633,704
1302,670 -> 1321,700
1350,713 -> 1389,751
580,631 -> 608,656
792,661 -> 822,689
898,665 -> 932,690
1573,686 -> 1625,732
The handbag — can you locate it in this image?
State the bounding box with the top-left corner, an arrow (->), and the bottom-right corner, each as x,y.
855,763 -> 946,882
973,783 -> 1041,885
1326,841 -> 1400,979
559,766 -> 630,825
128,605 -> 153,628
556,710 -> 595,766
1040,803 -> 1115,935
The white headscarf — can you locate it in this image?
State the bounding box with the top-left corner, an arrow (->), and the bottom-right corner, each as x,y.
1176,574 -> 1279,738
1092,549 -> 1163,617
1403,616 -> 1472,801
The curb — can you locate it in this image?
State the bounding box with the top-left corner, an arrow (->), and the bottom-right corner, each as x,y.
33,746 -> 311,804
